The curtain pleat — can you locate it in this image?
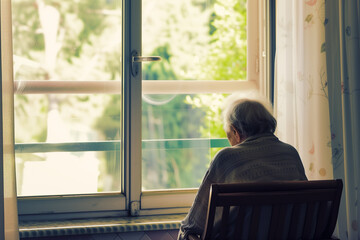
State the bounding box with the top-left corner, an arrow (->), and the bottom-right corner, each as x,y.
325,0 -> 360,239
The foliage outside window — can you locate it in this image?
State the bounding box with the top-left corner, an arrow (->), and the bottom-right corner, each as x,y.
12,0 -> 247,196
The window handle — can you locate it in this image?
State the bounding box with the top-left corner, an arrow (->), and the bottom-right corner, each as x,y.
131,50 -> 162,77
132,56 -> 162,62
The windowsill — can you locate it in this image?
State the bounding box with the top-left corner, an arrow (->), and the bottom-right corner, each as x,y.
19,214 -> 186,238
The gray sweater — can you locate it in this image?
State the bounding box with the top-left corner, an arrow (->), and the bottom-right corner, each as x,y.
177,133 -> 307,240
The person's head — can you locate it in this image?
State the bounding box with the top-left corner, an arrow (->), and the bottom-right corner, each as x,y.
222,96 -> 276,146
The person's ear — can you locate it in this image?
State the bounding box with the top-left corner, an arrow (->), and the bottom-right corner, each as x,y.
231,125 -> 241,143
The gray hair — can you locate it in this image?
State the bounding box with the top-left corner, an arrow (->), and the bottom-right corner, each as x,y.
223,98 -> 276,137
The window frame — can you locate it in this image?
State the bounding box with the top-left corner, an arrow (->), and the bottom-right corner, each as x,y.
8,0 -> 273,221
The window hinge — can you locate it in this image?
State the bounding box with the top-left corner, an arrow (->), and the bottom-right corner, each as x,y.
130,201 -> 140,216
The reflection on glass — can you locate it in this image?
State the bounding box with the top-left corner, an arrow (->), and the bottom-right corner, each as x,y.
12,0 -> 122,196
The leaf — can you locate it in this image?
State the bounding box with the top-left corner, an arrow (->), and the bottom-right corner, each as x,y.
305,14 -> 313,23
321,42 -> 326,53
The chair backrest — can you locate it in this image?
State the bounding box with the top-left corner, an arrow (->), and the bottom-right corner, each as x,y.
201,180 -> 343,240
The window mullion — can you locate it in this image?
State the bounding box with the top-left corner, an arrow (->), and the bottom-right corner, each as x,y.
123,0 -> 142,216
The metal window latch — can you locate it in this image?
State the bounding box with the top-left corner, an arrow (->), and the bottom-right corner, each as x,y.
131,50 -> 162,77
130,201 -> 140,216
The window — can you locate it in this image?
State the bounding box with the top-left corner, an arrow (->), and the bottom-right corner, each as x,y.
11,0 -> 268,220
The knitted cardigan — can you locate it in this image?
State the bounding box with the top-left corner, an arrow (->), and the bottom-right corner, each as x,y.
177,133 -> 307,240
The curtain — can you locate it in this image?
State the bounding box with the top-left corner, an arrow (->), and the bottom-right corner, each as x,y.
275,0 -> 333,180
1,0 -> 20,239
325,0 -> 360,239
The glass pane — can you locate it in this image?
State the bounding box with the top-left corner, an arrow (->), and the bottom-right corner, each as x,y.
16,150 -> 119,196
142,94 -> 231,190
142,0 -> 247,81
12,0 -> 122,196
142,0 -> 247,190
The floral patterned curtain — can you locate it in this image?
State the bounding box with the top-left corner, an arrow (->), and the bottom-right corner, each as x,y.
325,0 -> 360,239
275,0 -> 333,180
276,0 -> 360,238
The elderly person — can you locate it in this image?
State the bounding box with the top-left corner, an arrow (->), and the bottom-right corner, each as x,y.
177,98 -> 307,240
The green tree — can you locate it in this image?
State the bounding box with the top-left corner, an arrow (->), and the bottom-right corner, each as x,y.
188,0 -> 247,138
12,0 -> 122,194
12,0 -> 121,144
13,0 -> 247,193
186,0 -> 247,159
140,0 -> 247,189
201,0 -> 247,80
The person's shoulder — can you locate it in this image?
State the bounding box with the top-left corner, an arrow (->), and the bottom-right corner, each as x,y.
208,146 -> 246,177
214,146 -> 241,158
276,138 -> 299,152
273,138 -> 302,159
211,146 -> 246,167
251,134 -> 301,157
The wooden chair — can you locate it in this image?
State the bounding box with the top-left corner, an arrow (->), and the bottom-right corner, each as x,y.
188,179 -> 343,240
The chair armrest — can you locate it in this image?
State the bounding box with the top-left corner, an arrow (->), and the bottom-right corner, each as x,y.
188,234 -> 201,240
